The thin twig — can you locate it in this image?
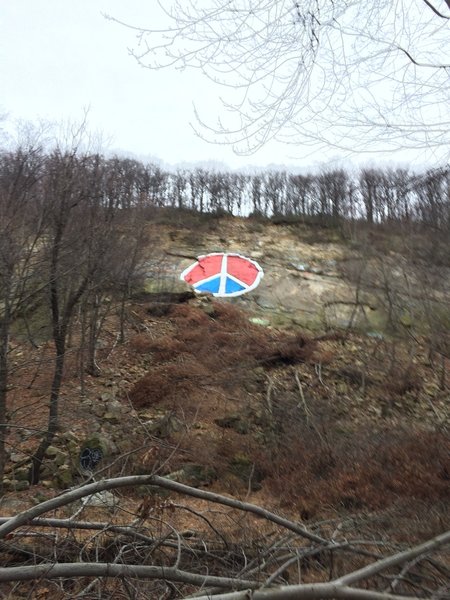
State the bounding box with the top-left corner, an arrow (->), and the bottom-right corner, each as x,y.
293,369 -> 311,424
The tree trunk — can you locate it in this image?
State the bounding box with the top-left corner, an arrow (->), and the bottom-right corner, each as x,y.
28,335 -> 65,484
0,279 -> 12,495
86,294 -> 101,376
0,314 -> 9,495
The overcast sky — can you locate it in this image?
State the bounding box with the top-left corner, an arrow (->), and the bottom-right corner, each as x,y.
0,1 -> 446,172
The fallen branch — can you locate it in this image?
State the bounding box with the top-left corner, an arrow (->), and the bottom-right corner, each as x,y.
191,583 -> 419,600
0,562 -> 256,588
0,474 -> 325,544
334,529 -> 450,586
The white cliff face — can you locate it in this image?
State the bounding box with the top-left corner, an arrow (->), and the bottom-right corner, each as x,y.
144,219 -> 386,332
143,216 -> 449,338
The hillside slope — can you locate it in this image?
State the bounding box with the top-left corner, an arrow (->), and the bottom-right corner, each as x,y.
1,214 -> 448,598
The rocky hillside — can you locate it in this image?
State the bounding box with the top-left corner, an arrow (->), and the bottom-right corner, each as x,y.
4,212 -> 449,490
1,213 -> 448,597
145,213 -> 450,333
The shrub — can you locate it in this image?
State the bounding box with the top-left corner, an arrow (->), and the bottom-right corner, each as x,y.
128,301 -> 319,411
145,337 -> 185,363
128,333 -> 155,354
128,358 -> 209,409
262,428 -> 450,516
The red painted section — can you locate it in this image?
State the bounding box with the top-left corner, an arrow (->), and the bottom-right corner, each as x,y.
227,255 -> 258,285
183,254 -> 223,284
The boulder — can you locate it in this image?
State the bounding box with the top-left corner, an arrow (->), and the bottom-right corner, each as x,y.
166,464 -> 217,487
229,454 -> 265,491
13,480 -> 30,492
81,490 -> 118,508
141,411 -> 183,438
53,465 -> 73,489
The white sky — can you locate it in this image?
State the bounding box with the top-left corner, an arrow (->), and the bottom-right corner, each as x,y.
0,1 -> 446,172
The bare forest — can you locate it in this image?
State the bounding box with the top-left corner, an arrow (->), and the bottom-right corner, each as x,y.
0,145 -> 449,599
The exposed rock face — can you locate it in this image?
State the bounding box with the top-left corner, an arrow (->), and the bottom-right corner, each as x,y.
144,221 -> 385,332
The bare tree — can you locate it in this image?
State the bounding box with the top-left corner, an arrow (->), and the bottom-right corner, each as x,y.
286,174 -> 314,218
113,210 -> 148,345
0,146 -> 44,491
315,169 -> 349,220
28,151 -> 120,484
108,1 -> 450,157
190,167 -> 208,212
359,168 -> 380,224
264,171 -> 287,216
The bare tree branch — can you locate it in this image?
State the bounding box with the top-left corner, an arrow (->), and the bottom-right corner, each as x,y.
421,0 -> 450,18
109,1 -> 450,156
0,562 -> 256,588
190,583 -> 420,600
0,474 -> 325,543
0,516 -> 156,545
334,529 -> 450,586
1,476 -> 446,597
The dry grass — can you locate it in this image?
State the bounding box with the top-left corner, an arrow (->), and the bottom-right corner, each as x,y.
128,301 -> 319,412
262,427 -> 450,517
125,301 -> 449,520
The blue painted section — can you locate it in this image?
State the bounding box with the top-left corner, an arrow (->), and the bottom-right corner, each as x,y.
225,277 -> 246,294
195,276 -> 221,293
